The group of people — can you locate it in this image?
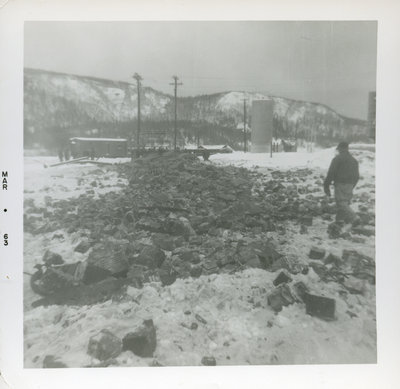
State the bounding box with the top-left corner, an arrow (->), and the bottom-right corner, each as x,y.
57,148 -> 71,162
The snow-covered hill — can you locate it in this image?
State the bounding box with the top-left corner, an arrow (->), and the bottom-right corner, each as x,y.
24,68 -> 171,125
24,68 -> 368,148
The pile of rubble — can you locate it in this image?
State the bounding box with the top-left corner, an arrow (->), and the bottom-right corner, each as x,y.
34,241 -> 376,367
266,244 -> 375,319
24,152 -> 375,308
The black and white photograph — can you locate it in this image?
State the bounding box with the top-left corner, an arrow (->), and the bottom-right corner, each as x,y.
21,20 -> 379,368
3,0 -> 400,386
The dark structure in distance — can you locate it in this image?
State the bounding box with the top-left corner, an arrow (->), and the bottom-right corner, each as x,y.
70,137 -> 128,158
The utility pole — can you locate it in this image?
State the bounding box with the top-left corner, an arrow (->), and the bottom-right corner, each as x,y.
196,125 -> 200,147
133,73 -> 143,152
242,98 -> 248,152
170,75 -> 183,151
270,113 -> 274,158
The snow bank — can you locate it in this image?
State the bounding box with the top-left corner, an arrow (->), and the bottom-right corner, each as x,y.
24,157 -> 129,207
210,146 -> 375,179
210,148 -> 335,170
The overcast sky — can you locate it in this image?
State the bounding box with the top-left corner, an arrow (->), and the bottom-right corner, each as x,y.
24,21 -> 377,119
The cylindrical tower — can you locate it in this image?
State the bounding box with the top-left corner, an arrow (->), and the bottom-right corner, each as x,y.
250,99 -> 274,153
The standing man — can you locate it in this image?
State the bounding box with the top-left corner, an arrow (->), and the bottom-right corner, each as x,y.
324,142 -> 359,224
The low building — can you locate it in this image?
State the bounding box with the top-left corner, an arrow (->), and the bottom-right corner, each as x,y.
70,137 -> 128,158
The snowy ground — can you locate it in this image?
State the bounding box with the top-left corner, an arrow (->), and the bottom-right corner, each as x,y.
210,146 -> 374,178
24,157 -> 130,207
23,147 -> 376,367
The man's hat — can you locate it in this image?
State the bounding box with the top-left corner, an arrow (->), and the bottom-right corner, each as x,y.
336,141 -> 349,151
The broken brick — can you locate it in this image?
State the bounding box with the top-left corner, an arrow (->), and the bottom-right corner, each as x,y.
74,240 -> 91,254
273,270 -> 292,286
195,313 -> 207,324
267,284 -> 295,312
324,253 -> 342,266
304,293 -> 336,321
300,215 -> 313,226
122,319 -> 157,358
158,264 -> 177,286
42,355 -> 68,368
327,222 -> 342,239
42,250 -> 64,266
293,281 -> 309,301
151,233 -> 175,251
87,329 -> 122,361
308,246 -> 326,260
190,265 -> 203,278
136,246 -> 166,269
300,224 -> 308,234
201,356 -> 216,366
342,249 -> 359,260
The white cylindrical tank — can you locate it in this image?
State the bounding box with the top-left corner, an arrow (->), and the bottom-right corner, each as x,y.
251,99 -> 274,153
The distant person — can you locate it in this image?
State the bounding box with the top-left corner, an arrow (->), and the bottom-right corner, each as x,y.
202,149 -> 210,161
58,148 -> 64,162
324,142 -> 359,224
64,148 -> 71,161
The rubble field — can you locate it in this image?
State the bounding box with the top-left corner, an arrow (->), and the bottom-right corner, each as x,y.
23,147 -> 376,367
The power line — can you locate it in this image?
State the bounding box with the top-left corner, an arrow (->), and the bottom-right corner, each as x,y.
169,75 -> 183,151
